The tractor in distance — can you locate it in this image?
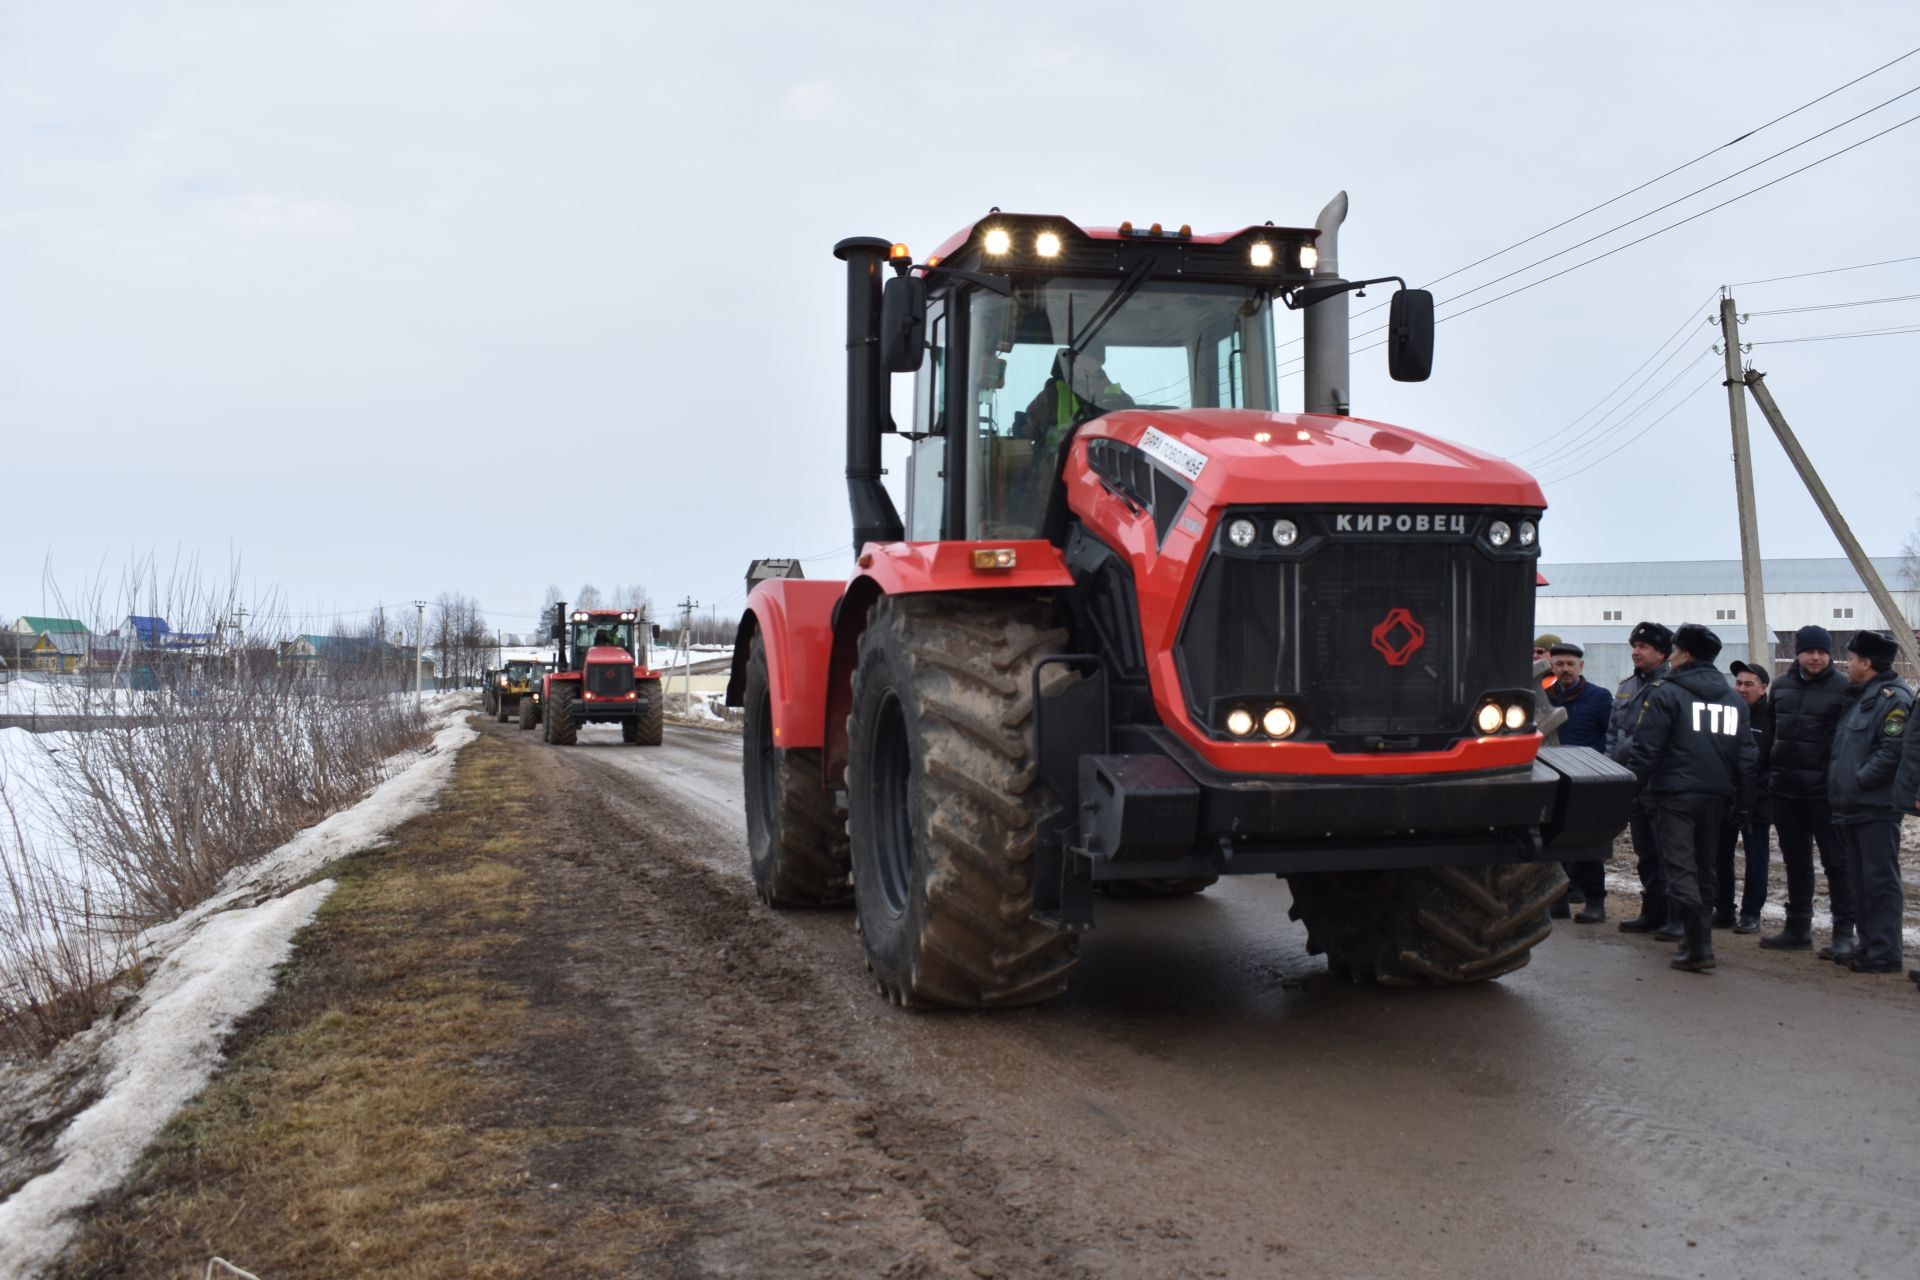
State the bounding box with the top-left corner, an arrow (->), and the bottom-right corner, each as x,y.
540,604 -> 665,746
726,196 -> 1636,1008
492,656 -> 548,724
512,658 -> 557,730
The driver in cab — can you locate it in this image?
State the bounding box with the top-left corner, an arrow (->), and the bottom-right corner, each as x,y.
1024,339 -> 1134,447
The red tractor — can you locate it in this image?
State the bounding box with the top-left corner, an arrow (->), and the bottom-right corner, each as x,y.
540,603 -> 664,746
727,198 -> 1634,1007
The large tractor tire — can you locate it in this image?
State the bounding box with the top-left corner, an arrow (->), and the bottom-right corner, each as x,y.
1100,877 -> 1219,900
496,697 -> 511,724
1286,862 -> 1565,986
742,632 -> 851,907
483,689 -> 498,718
635,678 -> 664,746
547,684 -> 578,746
518,695 -> 538,730
845,594 -> 1080,1008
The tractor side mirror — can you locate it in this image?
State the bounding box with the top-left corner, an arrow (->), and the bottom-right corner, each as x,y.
879,275 -> 927,374
1387,289 -> 1434,383
651,624 -> 662,641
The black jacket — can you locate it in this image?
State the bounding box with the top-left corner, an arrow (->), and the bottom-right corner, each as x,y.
1765,662 -> 1850,799
1894,706 -> 1920,813
1606,661 -> 1669,763
1743,696 -> 1775,823
1827,670 -> 1914,823
1622,662 -> 1757,806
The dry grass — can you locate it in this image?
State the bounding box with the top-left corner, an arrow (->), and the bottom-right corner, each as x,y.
47,733 -> 681,1279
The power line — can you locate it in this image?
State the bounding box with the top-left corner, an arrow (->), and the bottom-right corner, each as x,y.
1731,252 -> 1920,287
1534,368 -> 1724,486
1527,348 -> 1717,477
1276,46 -> 1920,352
1502,293 -> 1717,462
1748,323 -> 1920,345
1744,291 -> 1920,316
1280,91 -> 1920,370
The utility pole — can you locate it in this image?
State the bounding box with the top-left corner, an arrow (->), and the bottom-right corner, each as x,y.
677,595 -> 699,714
1742,370 -> 1920,678
413,601 -> 426,709
233,604 -> 248,683
1716,294 -> 1772,671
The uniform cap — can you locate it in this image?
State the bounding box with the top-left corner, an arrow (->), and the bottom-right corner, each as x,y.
1845,630 -> 1898,664
1533,633 -> 1562,650
1673,623 -> 1723,663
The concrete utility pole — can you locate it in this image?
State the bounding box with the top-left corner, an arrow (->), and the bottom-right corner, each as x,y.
413,601 -> 426,709
1742,370 -> 1920,677
233,604 -> 248,682
677,595 -> 699,714
1717,295 -> 1773,670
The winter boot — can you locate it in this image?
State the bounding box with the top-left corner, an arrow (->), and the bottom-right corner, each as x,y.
1734,913 -> 1761,934
1575,897 -> 1607,925
1710,908 -> 1737,929
1818,924 -> 1858,963
1759,918 -> 1813,951
1671,909 -> 1717,972
1653,902 -> 1686,943
1618,897 -> 1668,934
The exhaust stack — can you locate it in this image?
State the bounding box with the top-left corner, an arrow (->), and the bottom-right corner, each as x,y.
1302,191 -> 1350,417
833,237 -> 906,553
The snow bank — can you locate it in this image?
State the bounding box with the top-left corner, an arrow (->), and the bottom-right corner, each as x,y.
0,703 -> 475,1280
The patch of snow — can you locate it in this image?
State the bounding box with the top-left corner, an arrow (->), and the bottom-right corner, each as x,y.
0,705 -> 476,1279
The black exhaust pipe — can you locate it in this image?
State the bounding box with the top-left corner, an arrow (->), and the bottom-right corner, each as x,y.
834,236 -> 905,552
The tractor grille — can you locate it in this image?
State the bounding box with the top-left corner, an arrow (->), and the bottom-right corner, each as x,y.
585,662 -> 634,699
1176,517 -> 1533,750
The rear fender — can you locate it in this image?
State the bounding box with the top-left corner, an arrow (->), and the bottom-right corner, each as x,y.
821,539 -> 1074,785
726,579 -> 845,750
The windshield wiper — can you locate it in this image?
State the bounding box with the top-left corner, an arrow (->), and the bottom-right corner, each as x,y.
1065,256 -> 1156,364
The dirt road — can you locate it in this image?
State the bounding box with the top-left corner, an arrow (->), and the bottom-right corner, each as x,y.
51,717 -> 1918,1278
534,719 -> 1919,1279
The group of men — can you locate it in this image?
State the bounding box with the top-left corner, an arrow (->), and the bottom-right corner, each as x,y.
1534,622 -> 1916,979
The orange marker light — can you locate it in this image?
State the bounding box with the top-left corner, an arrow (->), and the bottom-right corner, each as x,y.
1149,222 -> 1163,235
888,243 -> 911,260
971,548 -> 1018,571
1254,431 -> 1272,444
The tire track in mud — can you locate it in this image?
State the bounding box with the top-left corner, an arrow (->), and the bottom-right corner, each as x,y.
516,727 -> 1098,1278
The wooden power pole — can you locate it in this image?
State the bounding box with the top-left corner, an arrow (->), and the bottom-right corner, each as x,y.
1718,295 -> 1773,670
1742,369 -> 1920,678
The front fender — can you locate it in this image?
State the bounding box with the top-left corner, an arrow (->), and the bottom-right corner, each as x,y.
726,579 -> 845,749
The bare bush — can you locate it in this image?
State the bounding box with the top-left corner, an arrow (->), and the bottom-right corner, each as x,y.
0,562 -> 432,1056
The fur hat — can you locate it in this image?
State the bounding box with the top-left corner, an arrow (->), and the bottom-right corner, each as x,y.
1673,623 -> 1723,664
1793,624 -> 1833,654
1728,659 -> 1770,686
1846,630 -> 1899,664
1628,620 -> 1673,654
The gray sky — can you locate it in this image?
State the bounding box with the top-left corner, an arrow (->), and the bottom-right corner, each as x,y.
5,1 -> 1917,637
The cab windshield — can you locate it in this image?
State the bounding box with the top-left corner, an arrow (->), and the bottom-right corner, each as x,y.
963,278 -> 1277,537
572,620 -> 634,654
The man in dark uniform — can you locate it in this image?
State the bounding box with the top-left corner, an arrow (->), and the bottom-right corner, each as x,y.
1893,680 -> 1920,991
1760,625 -> 1856,958
1718,660 -> 1775,933
1622,624 -> 1756,972
1826,630 -> 1912,975
1608,621 -> 1678,938
1546,641 -> 1613,923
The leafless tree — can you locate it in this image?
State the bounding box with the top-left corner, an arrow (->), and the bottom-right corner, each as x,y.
574,583 -> 604,610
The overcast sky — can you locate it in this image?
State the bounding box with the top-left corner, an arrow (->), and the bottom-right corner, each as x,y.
5,1 -> 1917,637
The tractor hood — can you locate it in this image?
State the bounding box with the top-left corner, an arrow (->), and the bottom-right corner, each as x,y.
1079,408 -> 1545,510
583,646 -> 637,665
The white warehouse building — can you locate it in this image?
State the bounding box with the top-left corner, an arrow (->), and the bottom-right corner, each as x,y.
1533,557 -> 1918,691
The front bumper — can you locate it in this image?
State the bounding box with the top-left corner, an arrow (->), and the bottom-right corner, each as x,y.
575,693 -> 651,721
1074,735 -> 1634,879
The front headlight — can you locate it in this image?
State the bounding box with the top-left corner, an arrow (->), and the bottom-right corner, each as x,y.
1504,702 -> 1529,731
1262,705 -> 1297,739
1487,520 -> 1512,548
1518,520 -> 1537,547
1476,702 -> 1503,734
1227,518 -> 1258,549
1271,518 -> 1299,548
1225,707 -> 1255,737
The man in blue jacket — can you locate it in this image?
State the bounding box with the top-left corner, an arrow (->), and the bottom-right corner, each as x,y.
1622,624 -> 1757,973
1826,630 -> 1912,975
1546,641 -> 1613,923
